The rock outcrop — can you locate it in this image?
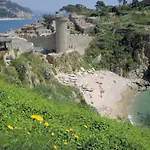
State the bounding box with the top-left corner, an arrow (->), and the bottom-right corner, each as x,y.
47,50 -> 90,74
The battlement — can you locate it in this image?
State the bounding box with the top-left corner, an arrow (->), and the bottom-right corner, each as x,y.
21,33 -> 55,39
70,33 -> 90,36
55,16 -> 68,22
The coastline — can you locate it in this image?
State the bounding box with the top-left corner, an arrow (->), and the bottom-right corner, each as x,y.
56,70 -> 138,119
0,18 -> 25,21
117,85 -> 139,120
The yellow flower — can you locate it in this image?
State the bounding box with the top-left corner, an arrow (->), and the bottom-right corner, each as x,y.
65,129 -> 70,132
7,125 -> 14,130
31,115 -> 37,119
69,128 -> 73,132
74,134 -> 79,139
51,132 -> 54,136
53,145 -> 57,149
83,125 -> 88,129
31,115 -> 43,122
64,141 -> 68,145
35,115 -> 43,122
44,122 -> 49,127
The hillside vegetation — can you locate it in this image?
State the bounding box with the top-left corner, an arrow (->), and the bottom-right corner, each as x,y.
58,1 -> 150,77
0,0 -> 32,19
0,79 -> 150,149
1,1 -> 150,149
63,1 -> 149,78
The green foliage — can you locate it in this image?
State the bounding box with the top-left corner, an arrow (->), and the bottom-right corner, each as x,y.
95,1 -> 106,9
34,80 -> 86,104
10,52 -> 52,85
13,49 -> 19,57
43,14 -> 55,29
84,4 -> 150,76
60,4 -> 92,16
0,80 -> 150,149
70,29 -> 80,34
85,23 -> 139,75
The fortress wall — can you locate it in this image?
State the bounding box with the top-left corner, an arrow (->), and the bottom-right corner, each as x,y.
68,34 -> 93,55
19,33 -> 93,54
22,33 -> 56,51
12,37 -> 34,52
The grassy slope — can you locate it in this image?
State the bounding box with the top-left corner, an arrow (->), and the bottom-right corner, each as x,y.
0,80 -> 150,149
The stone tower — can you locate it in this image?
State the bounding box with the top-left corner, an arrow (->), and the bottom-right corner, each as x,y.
55,13 -> 68,53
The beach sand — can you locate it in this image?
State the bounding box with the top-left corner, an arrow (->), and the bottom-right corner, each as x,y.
117,86 -> 139,119
56,70 -> 138,119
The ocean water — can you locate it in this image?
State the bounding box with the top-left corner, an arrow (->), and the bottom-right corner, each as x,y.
0,19 -> 36,33
128,91 -> 150,127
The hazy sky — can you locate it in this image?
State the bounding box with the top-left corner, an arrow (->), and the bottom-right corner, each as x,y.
11,0 -> 118,12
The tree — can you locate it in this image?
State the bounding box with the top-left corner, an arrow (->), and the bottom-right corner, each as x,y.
95,1 -> 105,9
131,0 -> 140,7
60,5 -> 75,13
59,4 -> 92,16
60,4 -> 87,13
43,14 -> 55,29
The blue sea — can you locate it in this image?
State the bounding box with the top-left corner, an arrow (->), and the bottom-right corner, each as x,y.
128,91 -> 150,127
0,19 -> 36,33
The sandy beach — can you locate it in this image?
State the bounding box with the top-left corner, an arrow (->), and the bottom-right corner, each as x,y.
56,70 -> 138,119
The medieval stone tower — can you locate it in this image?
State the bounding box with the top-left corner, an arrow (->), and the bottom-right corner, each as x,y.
55,13 -> 68,53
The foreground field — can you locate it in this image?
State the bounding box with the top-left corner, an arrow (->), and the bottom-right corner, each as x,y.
0,80 -> 150,150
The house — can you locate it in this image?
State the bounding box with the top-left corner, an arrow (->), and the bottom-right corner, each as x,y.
0,34 -> 12,54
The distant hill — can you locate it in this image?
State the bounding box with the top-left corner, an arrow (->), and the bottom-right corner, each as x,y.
0,0 -> 32,19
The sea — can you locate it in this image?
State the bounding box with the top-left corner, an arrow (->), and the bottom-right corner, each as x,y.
0,18 -> 39,33
128,91 -> 150,127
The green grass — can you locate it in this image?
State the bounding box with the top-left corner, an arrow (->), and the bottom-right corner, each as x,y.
0,80 -> 150,149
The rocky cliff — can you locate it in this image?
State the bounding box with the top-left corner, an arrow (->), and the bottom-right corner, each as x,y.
47,50 -> 90,74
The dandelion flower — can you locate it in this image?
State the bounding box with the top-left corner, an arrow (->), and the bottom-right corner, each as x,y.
31,115 -> 37,119
35,115 -> 43,122
53,145 -> 57,149
83,125 -> 88,129
44,122 -> 49,127
7,125 -> 14,130
64,141 -> 68,145
31,115 -> 43,122
74,134 -> 79,140
69,128 -> 73,132
51,132 -> 54,136
65,129 -> 70,132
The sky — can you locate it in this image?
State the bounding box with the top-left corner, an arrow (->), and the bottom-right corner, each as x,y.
11,0 -> 118,12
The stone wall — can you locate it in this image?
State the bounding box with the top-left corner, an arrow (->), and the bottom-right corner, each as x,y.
21,33 -> 93,55
68,34 -> 93,55
12,37 -> 34,52
22,34 -> 56,51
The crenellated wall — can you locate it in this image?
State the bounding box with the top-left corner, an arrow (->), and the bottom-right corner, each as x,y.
68,34 -> 93,55
21,33 -> 56,51
21,33 -> 93,55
